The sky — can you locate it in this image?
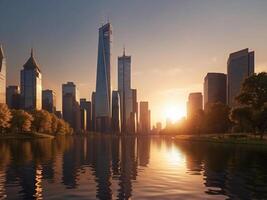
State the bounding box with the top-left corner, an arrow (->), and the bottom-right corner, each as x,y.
1,0 -> 267,126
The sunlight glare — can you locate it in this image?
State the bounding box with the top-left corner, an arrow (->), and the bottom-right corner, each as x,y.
163,104 -> 185,123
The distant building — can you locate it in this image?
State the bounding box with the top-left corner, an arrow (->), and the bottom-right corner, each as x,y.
227,48 -> 254,107
80,98 -> 92,131
80,108 -> 87,131
6,86 -> 20,109
131,89 -> 138,133
187,92 -> 203,118
42,89 -> 56,113
139,101 -> 150,133
62,82 -> 81,132
20,49 -> 42,110
111,91 -> 121,132
204,73 -> 226,109
91,92 -> 96,132
0,45 -> 6,104
95,23 -> 112,132
156,122 -> 162,133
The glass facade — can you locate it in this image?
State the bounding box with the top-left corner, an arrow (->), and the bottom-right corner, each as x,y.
0,46 -> 6,104
20,51 -> 42,110
95,23 -> 112,132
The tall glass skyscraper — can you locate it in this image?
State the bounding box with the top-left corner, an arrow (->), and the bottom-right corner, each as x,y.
95,23 -> 112,132
0,45 -> 6,104
227,49 -> 254,107
20,49 -> 42,110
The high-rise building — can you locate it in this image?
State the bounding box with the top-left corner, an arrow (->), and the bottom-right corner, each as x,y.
6,86 -> 20,109
91,92 -> 96,132
95,23 -> 112,132
111,91 -> 121,132
0,45 -> 6,104
131,89 -> 138,133
204,73 -> 226,109
139,101 -> 150,133
42,89 -> 56,113
62,82 -> 81,132
80,98 -> 92,131
187,92 -> 203,118
227,48 -> 254,107
118,49 -> 131,132
20,49 -> 42,110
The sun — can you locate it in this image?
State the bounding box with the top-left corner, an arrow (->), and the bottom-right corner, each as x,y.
163,104 -> 186,123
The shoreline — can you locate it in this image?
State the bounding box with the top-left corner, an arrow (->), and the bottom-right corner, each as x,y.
0,132 -> 55,139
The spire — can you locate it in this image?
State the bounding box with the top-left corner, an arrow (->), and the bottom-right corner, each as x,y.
30,48 -> 34,58
123,45 -> 125,56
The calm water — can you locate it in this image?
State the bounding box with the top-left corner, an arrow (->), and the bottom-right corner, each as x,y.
0,136 -> 267,200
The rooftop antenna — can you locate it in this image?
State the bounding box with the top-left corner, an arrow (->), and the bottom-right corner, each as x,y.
123,45 -> 126,56
31,48 -> 34,57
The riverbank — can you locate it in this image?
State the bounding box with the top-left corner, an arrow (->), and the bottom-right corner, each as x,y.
175,133 -> 267,146
0,132 -> 55,139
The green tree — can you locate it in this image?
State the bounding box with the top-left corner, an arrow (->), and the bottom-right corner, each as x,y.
236,72 -> 267,109
0,103 -> 12,133
11,110 -> 33,133
230,106 -> 253,133
31,110 -> 52,133
50,113 -> 59,134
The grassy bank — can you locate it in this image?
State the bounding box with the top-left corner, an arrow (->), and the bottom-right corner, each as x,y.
0,132 -> 55,139
175,133 -> 267,146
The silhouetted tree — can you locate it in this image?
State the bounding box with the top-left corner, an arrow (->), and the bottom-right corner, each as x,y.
230,106 -> 253,133
204,103 -> 231,134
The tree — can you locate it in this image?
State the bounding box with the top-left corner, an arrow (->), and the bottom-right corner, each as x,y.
236,72 -> 267,109
31,110 -> 52,133
205,103 -> 231,133
0,104 -> 12,133
11,110 -> 33,133
50,113 -> 59,134
230,106 -> 253,133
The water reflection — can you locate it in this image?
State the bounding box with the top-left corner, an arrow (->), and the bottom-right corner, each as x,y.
0,136 -> 266,199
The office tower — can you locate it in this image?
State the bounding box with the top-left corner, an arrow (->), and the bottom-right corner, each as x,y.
95,23 -> 112,132
80,98 -> 92,131
227,48 -> 254,107
42,89 -> 56,113
62,82 -> 81,132
80,108 -> 87,131
91,92 -> 96,132
204,73 -> 226,109
187,92 -> 203,118
118,49 -> 131,132
0,45 -> 6,104
6,86 -> 20,109
131,89 -> 138,133
139,101 -> 150,133
111,91 -> 121,132
20,49 -> 42,110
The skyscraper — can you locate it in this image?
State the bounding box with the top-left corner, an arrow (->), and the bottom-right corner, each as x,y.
91,92 -> 96,132
0,45 -> 6,104
20,49 -> 42,110
111,91 -> 121,132
204,73 -> 226,109
187,92 -> 203,118
6,86 -> 20,109
227,48 -> 254,107
139,101 -> 150,133
80,98 -> 92,131
62,82 -> 81,132
118,49 -> 132,132
95,23 -> 112,132
42,89 -> 56,113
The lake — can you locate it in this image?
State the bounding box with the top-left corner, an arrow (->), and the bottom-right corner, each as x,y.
0,135 -> 266,199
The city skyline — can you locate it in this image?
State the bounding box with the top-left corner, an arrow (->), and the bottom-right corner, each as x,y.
1,0 -> 267,125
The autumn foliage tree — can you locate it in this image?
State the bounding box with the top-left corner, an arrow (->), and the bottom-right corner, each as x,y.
0,103 -> 12,133
10,110 -> 33,133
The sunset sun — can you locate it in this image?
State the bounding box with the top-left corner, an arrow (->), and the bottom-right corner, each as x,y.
163,104 -> 186,123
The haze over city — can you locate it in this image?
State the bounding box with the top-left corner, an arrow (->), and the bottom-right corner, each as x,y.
1,0 -> 267,125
